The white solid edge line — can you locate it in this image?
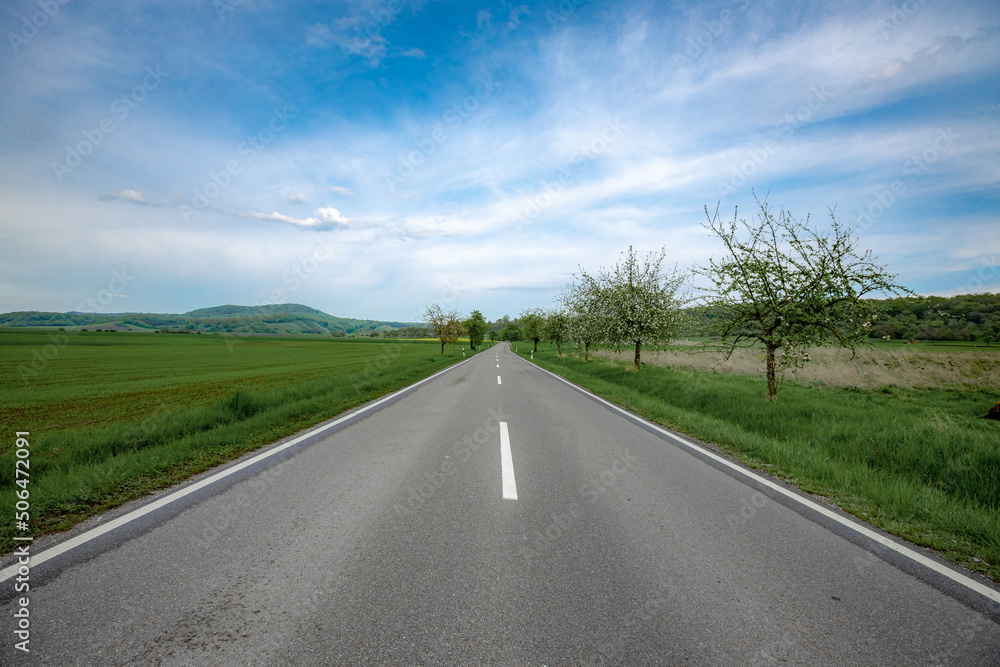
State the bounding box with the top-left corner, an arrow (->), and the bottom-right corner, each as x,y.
500,422 -> 517,500
0,354 -> 479,584
519,356 -> 1000,606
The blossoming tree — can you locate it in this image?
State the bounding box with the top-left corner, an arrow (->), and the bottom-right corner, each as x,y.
574,246 -> 687,371
694,194 -> 912,400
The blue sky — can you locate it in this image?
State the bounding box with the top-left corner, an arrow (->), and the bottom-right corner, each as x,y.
1,0 -> 998,322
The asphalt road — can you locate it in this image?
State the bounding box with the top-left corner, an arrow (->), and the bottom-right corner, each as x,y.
2,342 -> 999,665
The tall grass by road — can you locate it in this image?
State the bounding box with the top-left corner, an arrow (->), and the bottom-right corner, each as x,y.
594,341 -> 1000,392
517,343 -> 1000,583
0,331 -> 486,551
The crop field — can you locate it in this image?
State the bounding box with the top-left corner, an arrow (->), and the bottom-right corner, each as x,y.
0,330 -> 485,550
518,342 -> 1000,583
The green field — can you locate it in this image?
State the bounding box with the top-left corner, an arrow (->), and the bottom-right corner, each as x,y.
516,342 -> 1000,583
1,330 -> 488,551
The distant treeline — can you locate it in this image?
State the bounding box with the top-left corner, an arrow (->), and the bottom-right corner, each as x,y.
0,303 -> 419,337
683,293 -> 1000,342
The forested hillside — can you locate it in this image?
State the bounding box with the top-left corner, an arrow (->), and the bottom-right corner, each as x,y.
0,304 -> 417,337
684,293 -> 1000,342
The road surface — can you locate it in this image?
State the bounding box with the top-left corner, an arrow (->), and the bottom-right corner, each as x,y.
2,342 -> 999,665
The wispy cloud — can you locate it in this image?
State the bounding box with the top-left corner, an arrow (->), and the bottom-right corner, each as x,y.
100,190 -> 167,207
232,206 -> 350,230
305,6 -> 427,68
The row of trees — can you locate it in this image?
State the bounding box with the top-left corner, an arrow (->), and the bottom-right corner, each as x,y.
423,306 -> 490,354
518,195 -> 912,400
421,307 -> 568,352
422,195 -> 918,400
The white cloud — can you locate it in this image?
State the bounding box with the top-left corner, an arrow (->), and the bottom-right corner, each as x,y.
100,190 -> 166,206
231,206 -> 350,230
314,206 -> 348,224
236,210 -> 320,227
286,192 -> 308,204
329,186 -> 355,196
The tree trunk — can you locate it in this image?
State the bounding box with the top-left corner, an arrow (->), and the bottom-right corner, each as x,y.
556,340 -> 562,356
765,342 -> 778,400
533,338 -> 538,353
633,340 -> 641,371
584,341 -> 590,362
440,340 -> 446,355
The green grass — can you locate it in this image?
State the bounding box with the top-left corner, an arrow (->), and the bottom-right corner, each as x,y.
516,343 -> 1000,583
1,330 -> 486,552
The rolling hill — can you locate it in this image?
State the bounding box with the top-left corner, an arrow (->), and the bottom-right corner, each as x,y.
0,304 -> 418,337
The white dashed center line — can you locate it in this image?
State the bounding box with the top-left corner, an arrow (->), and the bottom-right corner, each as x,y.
499,422 -> 517,500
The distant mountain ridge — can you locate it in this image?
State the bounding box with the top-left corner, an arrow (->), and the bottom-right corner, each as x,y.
0,304 -> 418,336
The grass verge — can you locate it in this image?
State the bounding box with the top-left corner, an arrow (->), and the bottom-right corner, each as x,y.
1,331 -> 488,554
516,343 -> 1000,584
